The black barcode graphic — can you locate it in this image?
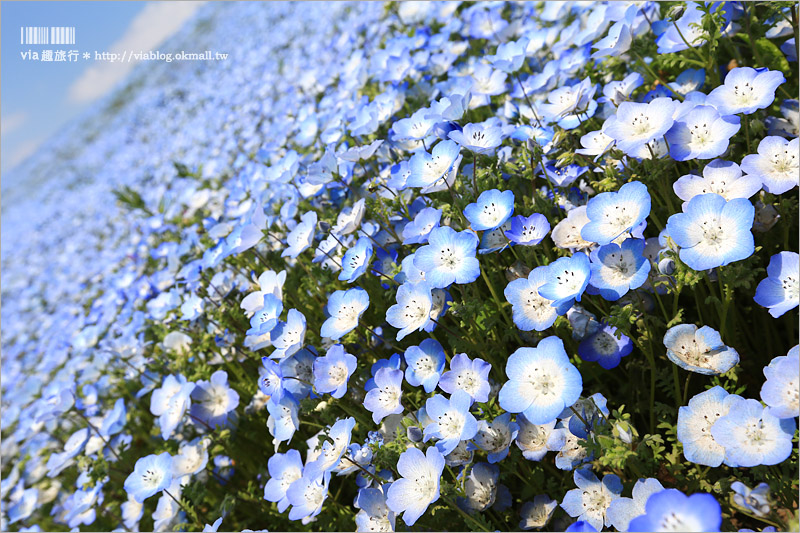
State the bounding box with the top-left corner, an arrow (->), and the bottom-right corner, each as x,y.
20,26 -> 75,45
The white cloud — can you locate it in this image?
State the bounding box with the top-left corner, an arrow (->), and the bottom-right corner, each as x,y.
4,136 -> 44,171
1,112 -> 28,136
68,1 -> 205,103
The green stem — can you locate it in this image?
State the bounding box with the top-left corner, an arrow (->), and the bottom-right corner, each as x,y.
440,494 -> 490,532
672,364 -> 682,410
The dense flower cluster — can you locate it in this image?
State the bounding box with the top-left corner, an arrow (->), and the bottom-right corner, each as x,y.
1,2 -> 798,532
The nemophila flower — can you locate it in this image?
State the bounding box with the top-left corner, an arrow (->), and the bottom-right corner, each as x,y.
448,122 -> 504,155
515,416 -> 565,461
673,159 -> 762,208
172,437 -> 210,477
124,452 -> 173,503
248,293 -> 283,337
606,478 -> 665,532
519,494 -> 558,531
470,413 -> 520,463
407,140 -> 461,189
46,428 -> 90,477
488,36 -> 529,72
386,281 -> 433,340
663,324 -> 739,375
479,221 -> 512,254
413,226 -> 480,288
267,392 -> 300,445
339,237 -> 373,283
364,353 -> 401,392
282,211 -> 317,258
566,521 -> 598,532
404,338 -> 446,393
457,461 -> 500,513
540,161 -> 589,188
578,323 -> 633,370
263,449 -> 303,512
761,345 -> 799,418
677,385 -> 742,466
392,108 -> 438,142
591,13 -> 635,60
355,486 -> 396,533
7,486 -> 38,524
402,207 -> 442,245
464,189 -> 515,231
588,238 -> 650,301
320,287 -> 369,341
731,481 -> 771,518
654,2 -> 707,53
563,393 -> 610,440
438,353 -> 491,404
499,336 -> 583,425
190,370 -> 239,429
560,468 -> 623,531
540,77 -> 597,130
552,205 -> 594,251
287,471 -> 330,522
364,368 -> 404,423
537,253 -> 591,308
766,98 -> 799,137
666,193 -> 754,271
604,98 -> 677,155
665,104 -> 740,161
712,398 -> 796,467
313,344 -> 357,399
306,417 -> 357,477
576,130 -> 615,158
505,214 -> 550,246
628,489 -> 722,532
281,348 -> 315,400
741,136 -> 799,195
270,309 -> 307,360
424,390 -> 479,455
150,374 -> 195,440
333,198 -> 366,235
581,181 -> 651,245
468,64 -> 508,107
706,67 -> 786,115
386,446 -> 445,526
259,357 -> 286,403
754,251 -> 799,318
669,68 -> 706,96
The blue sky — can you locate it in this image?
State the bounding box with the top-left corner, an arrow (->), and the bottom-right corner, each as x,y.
1,1 -> 203,178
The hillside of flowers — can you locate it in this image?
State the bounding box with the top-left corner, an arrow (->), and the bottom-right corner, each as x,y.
1,1 -> 798,531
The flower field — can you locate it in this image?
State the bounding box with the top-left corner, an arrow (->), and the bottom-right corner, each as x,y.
1,1 -> 798,531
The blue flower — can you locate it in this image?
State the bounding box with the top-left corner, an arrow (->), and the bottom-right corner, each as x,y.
604,98 -> 677,156
540,161 -> 589,188
488,37 -> 529,72
498,336 -> 583,425
263,449 -> 303,512
663,323 -> 739,375
320,287 -> 369,341
124,452 -> 173,503
339,237 -> 373,283
286,471 -> 329,522
539,77 -> 597,130
355,487 -> 395,532
280,348 -> 316,400
677,386 -> 742,467
566,521 -> 598,532
673,159 -> 762,208
731,481 -> 771,518
538,253 -> 592,308
655,3 -> 707,53
470,413 -> 520,463
313,344 -> 357,399
438,353 -> 491,404
413,226 -> 480,288
386,281 -> 433,340
711,398 -> 796,467
407,140 -> 461,189
578,323 -> 633,370
581,181 -> 651,245
754,252 -> 799,318
519,494 -> 558,530
424,390 -> 479,455
271,309 -> 307,360
606,478 -> 665,532
464,189 -> 515,231
760,345 -> 799,419
665,104 -> 740,161
259,357 -> 286,403
402,207 -> 442,245
560,468 -> 622,531
364,368 -> 404,423
741,136 -> 799,195
305,417 -> 356,477
669,68 -> 706,96
448,122 -> 505,155
282,211 -> 317,258
190,370 -> 239,429
628,489 -> 722,532
666,193 -> 754,271
505,213 -> 550,247
515,416 -> 565,461
386,446 -> 445,526
403,338 -> 446,393
706,67 -> 786,115
247,293 -> 283,337
588,238 -> 650,301
150,374 -> 195,440
505,265 -> 571,331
